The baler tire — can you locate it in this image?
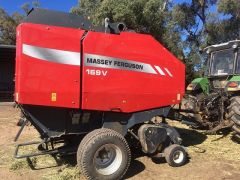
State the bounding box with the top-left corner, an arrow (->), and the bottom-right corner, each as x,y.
77,128 -> 113,166
77,128 -> 131,180
228,96 -> 240,135
164,144 -> 187,167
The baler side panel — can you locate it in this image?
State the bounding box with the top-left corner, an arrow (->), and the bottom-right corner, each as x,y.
82,32 -> 185,113
15,23 -> 84,108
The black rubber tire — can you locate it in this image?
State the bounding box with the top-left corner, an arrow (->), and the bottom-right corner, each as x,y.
77,128 -> 113,166
77,128 -> 131,180
228,96 -> 240,135
164,144 -> 187,167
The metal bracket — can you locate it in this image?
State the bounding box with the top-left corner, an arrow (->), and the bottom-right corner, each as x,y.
14,118 -> 28,142
14,140 -> 57,159
14,140 -> 77,159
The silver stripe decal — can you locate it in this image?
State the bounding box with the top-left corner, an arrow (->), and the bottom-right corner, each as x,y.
84,53 -> 157,74
164,68 -> 173,77
154,65 -> 166,76
22,44 -> 81,66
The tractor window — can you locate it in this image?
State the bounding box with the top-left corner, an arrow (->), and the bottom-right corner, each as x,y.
236,49 -> 240,74
211,49 -> 234,76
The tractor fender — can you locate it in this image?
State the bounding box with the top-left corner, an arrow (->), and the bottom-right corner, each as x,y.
187,78 -> 209,94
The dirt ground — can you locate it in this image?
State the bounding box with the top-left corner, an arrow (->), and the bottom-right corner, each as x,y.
0,104 -> 240,180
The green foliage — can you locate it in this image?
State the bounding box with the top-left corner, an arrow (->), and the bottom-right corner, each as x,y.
218,0 -> 240,17
0,1 -> 40,45
217,0 -> 240,40
0,8 -> 24,45
22,0 -> 40,14
169,0 -> 239,82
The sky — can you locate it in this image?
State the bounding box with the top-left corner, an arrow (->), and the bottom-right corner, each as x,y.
0,0 -> 193,15
0,0 -> 78,14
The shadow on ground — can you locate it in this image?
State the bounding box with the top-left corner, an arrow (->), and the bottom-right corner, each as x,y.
124,159 -> 146,179
27,154 -> 77,170
175,127 -> 207,147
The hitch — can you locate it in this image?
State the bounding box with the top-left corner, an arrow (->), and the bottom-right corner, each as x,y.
167,107 -> 199,127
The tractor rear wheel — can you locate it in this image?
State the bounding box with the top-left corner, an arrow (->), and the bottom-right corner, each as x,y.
228,96 -> 240,135
77,128 -> 131,180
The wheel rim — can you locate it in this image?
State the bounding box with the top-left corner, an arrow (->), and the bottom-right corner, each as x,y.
94,144 -> 123,175
172,150 -> 184,164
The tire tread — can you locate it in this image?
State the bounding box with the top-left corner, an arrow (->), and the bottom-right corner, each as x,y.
228,96 -> 240,135
77,128 -> 131,180
164,144 -> 187,167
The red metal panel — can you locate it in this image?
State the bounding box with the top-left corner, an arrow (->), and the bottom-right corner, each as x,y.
82,31 -> 185,113
15,23 -> 84,108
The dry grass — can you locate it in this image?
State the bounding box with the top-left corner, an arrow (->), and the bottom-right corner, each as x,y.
42,165 -> 80,180
8,143 -> 81,179
170,121 -> 240,162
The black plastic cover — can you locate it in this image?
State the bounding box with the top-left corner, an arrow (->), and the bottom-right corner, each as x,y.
22,8 -> 125,34
138,124 -> 167,154
23,8 -> 96,30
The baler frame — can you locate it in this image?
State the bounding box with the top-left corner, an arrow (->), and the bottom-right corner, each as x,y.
14,104 -> 181,158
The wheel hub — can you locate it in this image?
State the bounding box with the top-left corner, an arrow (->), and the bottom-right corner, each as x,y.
94,144 -> 123,175
172,150 -> 184,164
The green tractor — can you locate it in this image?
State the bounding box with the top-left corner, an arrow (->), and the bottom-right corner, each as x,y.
184,40 -> 240,135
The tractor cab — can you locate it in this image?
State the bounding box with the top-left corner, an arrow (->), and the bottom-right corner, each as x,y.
185,40 -> 240,135
187,40 -> 240,92
203,40 -> 240,90
205,40 -> 240,76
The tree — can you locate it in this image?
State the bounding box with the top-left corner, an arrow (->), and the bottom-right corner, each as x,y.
0,8 -> 24,45
171,1 -> 217,68
216,0 -> 239,41
21,0 -> 40,14
0,1 -> 40,45
71,0 -> 187,80
170,0 -> 240,80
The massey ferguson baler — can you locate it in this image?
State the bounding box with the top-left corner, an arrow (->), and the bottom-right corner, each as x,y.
14,9 -> 186,179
